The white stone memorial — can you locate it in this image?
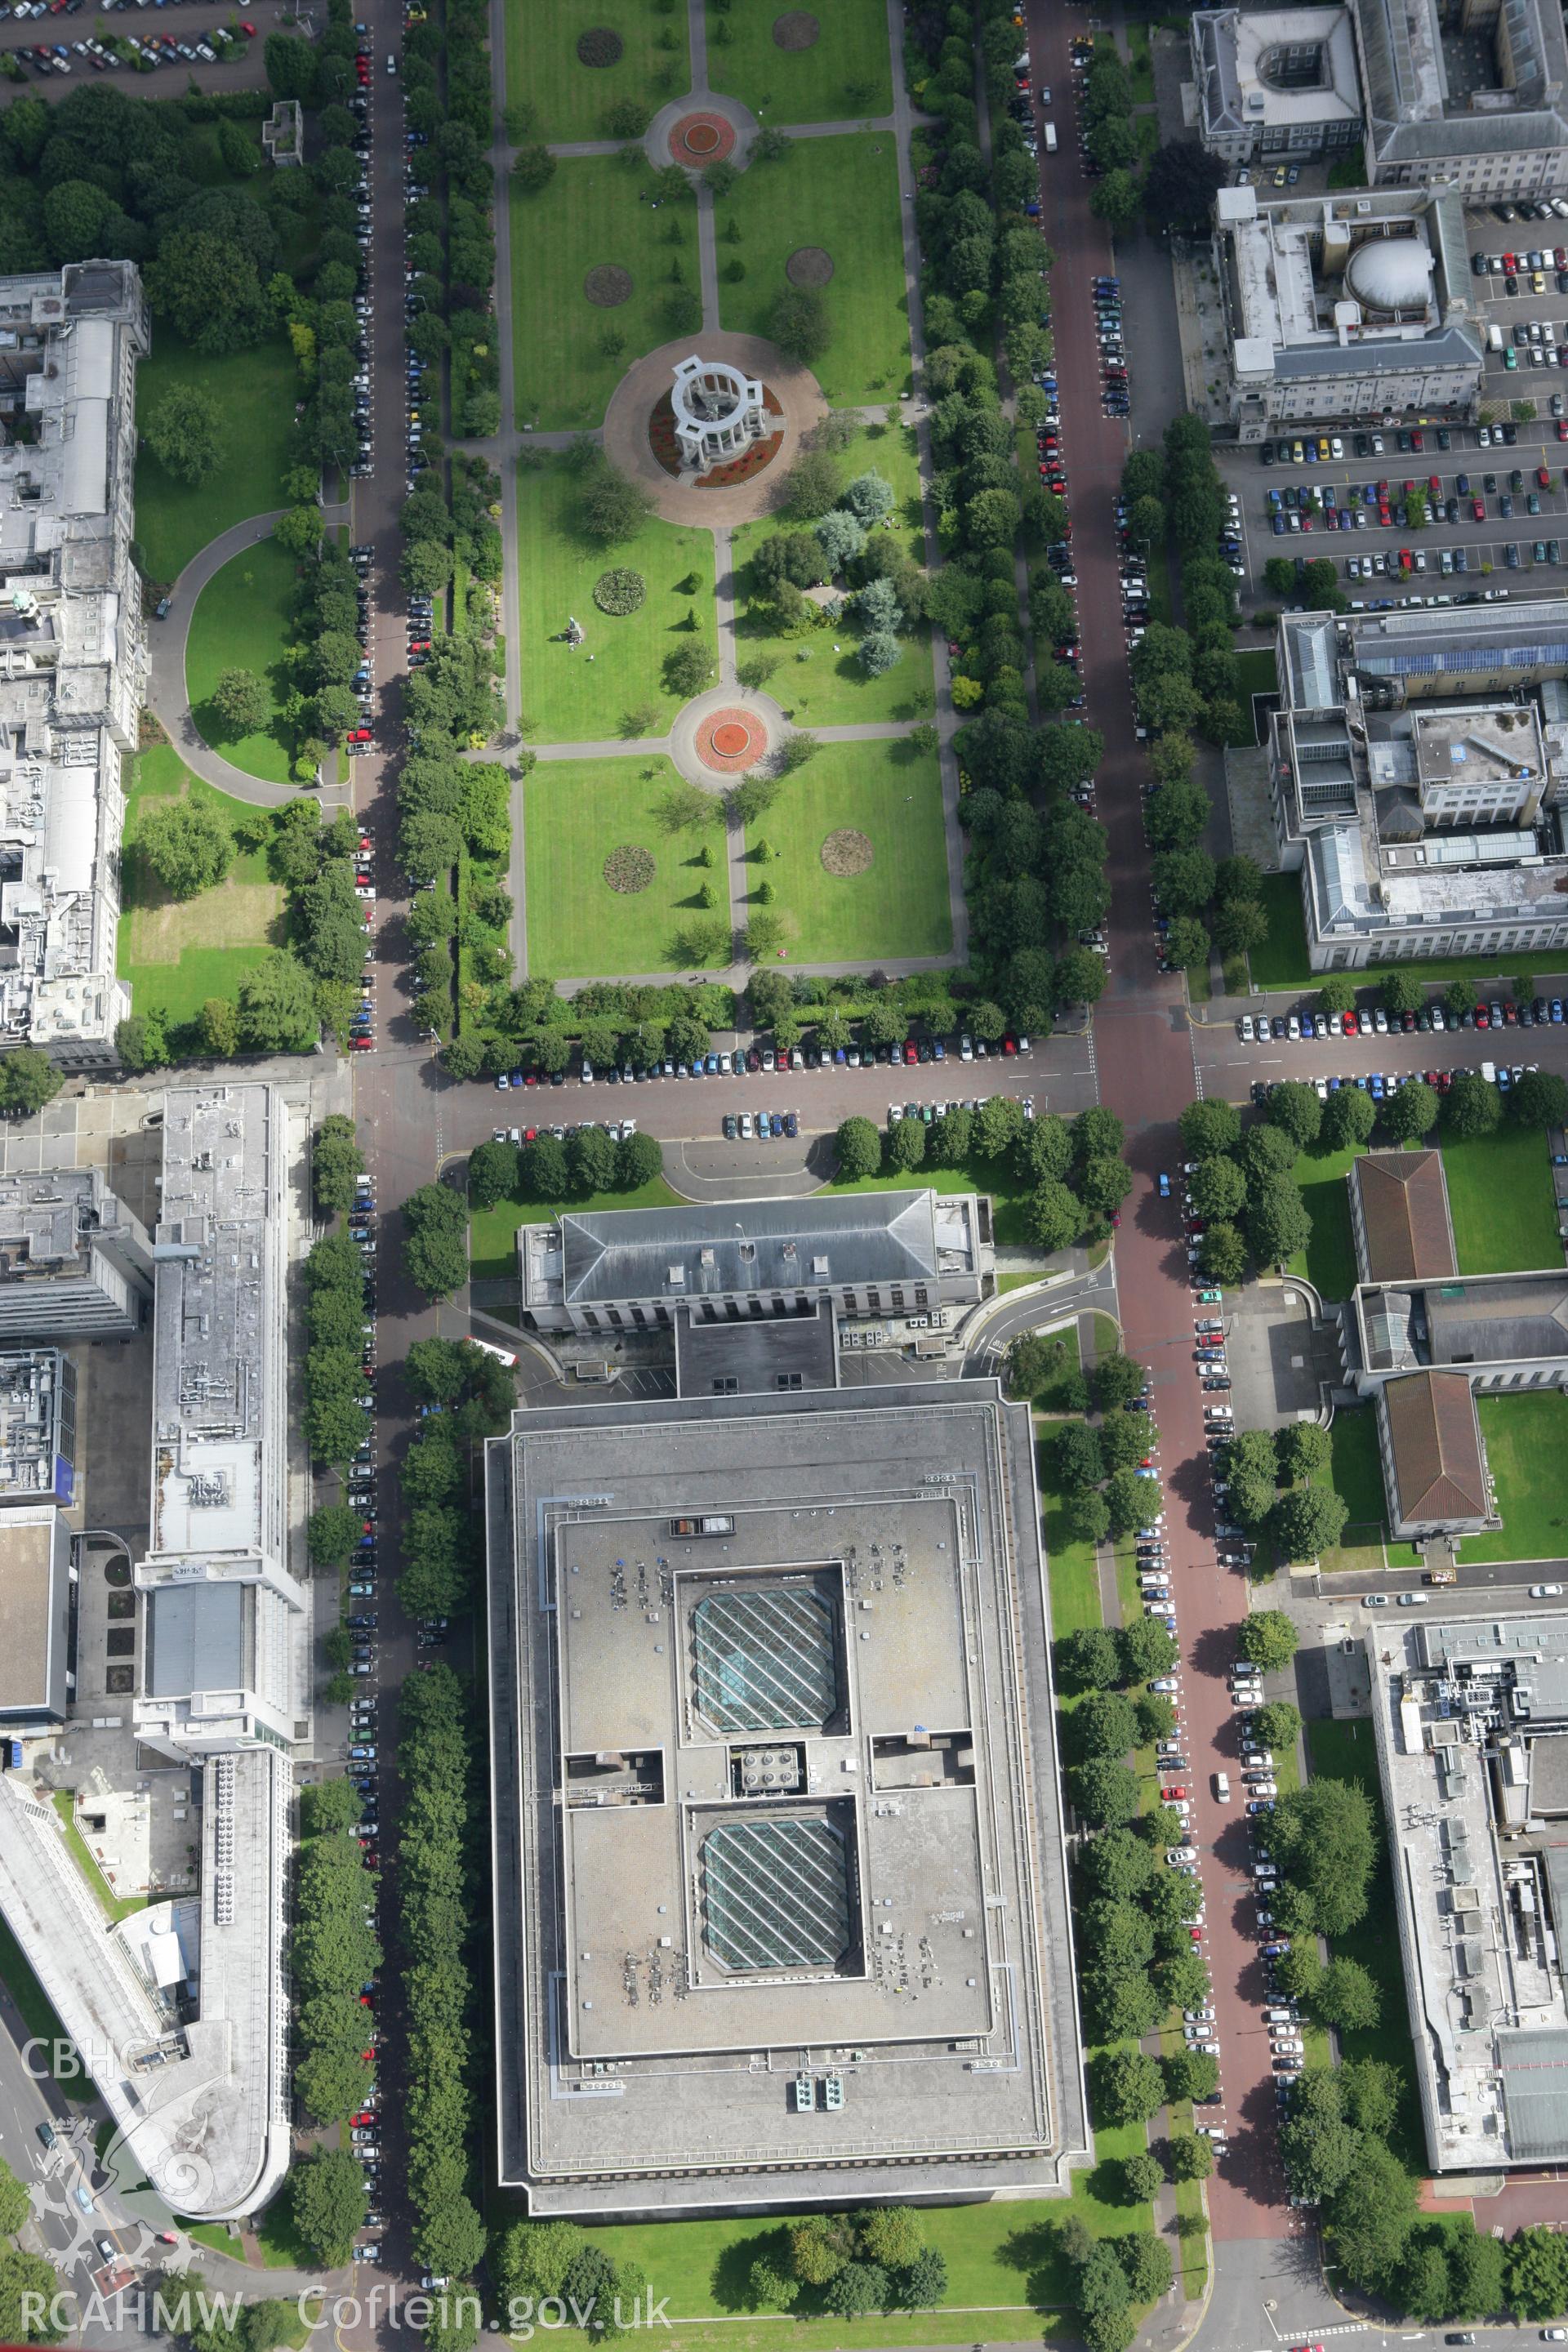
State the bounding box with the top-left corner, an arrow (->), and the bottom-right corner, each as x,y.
670,354 -> 766,474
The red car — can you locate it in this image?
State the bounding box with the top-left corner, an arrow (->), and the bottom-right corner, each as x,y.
902,1040 -> 918,1063
350,1035 -> 375,1049
1476,1004 -> 1490,1027
1472,497 -> 1486,522
350,2111 -> 376,2127
1557,421 -> 1568,441
1002,1036 -> 1018,1055
1160,1785 -> 1187,1800
1342,1009 -> 1358,1035
1427,473 -> 1441,497
1410,428 -> 1423,451
1540,466 -> 1554,488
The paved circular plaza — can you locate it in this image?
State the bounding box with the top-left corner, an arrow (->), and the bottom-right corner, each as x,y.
601,333 -> 829,525
667,110 -> 737,167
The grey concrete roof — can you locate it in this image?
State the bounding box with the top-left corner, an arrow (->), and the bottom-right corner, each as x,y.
1271,324 -> 1483,377
675,1303 -> 839,1397
559,1192 -> 943,1306
144,1584 -> 246,1699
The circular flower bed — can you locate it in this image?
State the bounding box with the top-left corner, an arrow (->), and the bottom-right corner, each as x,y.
696,707 -> 766,772
585,264 -> 634,306
593,568 -> 646,615
604,845 -> 656,893
577,24 -> 623,64
773,9 -> 819,47
786,245 -> 834,287
669,109 -> 737,167
821,827 -> 873,876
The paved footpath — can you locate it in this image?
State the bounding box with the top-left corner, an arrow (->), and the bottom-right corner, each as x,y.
144,505 -> 350,810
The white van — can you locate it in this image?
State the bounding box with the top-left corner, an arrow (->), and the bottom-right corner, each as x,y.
1487,322 -> 1505,351
1481,1058 -> 1497,1084
1044,122 -> 1058,152
1214,1771 -> 1231,1801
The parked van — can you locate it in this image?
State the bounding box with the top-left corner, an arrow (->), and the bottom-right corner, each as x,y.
1214,1771 -> 1231,1801
1487,322 -> 1505,351
1481,1058 -> 1497,1084
1043,122 -> 1058,152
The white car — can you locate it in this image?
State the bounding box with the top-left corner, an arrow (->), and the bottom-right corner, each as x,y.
1238,1014 -> 1254,1040
1530,1583 -> 1564,1597
1243,1749 -> 1274,1768
1272,2036 -> 1304,2053
1166,1846 -> 1197,1864
1184,2007 -> 1216,2024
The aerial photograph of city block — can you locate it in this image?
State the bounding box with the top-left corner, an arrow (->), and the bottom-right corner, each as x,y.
1,0 -> 1568,2347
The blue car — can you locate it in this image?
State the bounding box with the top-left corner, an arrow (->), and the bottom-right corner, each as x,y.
1552,999 -> 1565,1022
1370,1072 -> 1384,1098
1158,1171 -> 1171,1197
784,1111 -> 798,1138
769,1112 -> 782,1138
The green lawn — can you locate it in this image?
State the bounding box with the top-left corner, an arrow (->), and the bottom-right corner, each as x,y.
504,0 -> 689,139
718,135 -> 911,404
1304,1720 -> 1424,2171
118,746 -> 284,1023
1022,1321 -> 1082,1412
1125,21 -> 1155,103
1246,871 -> 1310,991
185,539 -> 300,786
745,737 -> 951,963
704,0 -> 892,122
518,464 -> 715,742
525,756 -> 726,978
1459,1391 -> 1568,1563
1041,1455 -> 1102,1640
1287,1136 -> 1363,1306
729,418 -> 933,724
1316,1405 -> 1390,1575
510,158 -> 691,430
1440,1125 -> 1559,1272
133,336 -> 301,585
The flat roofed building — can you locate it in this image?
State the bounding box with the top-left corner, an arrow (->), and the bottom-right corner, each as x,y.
0,1348 -> 74,1506
1210,184 -> 1481,438
0,264 -> 149,1063
520,1191 -> 992,1335
1368,1612 -> 1568,2171
0,1503 -> 71,1723
1192,7 -> 1363,161
134,1086 -> 305,1763
486,1377 -> 1088,2215
1269,605 -> 1568,967
0,1165 -> 150,1339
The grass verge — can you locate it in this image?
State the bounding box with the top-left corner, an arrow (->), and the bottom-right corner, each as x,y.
1246,872 -> 1310,991
1316,1405 -> 1390,1575
1286,1136 -> 1363,1306
51,1793 -> 149,1926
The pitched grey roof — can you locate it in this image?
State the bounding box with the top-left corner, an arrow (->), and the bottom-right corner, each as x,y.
1271,325 -> 1483,378
559,1192 -> 942,1307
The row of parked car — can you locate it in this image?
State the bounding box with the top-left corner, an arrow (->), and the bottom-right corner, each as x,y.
1241,991 -> 1568,1041
341,1170 -> 383,2264
496,1034 -> 1033,1089
2,14 -> 250,65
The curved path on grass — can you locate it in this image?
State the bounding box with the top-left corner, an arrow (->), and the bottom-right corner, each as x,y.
145,505 -> 351,807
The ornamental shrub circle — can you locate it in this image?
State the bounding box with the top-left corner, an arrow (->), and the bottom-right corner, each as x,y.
593,568 -> 647,615
577,24 -> 623,64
